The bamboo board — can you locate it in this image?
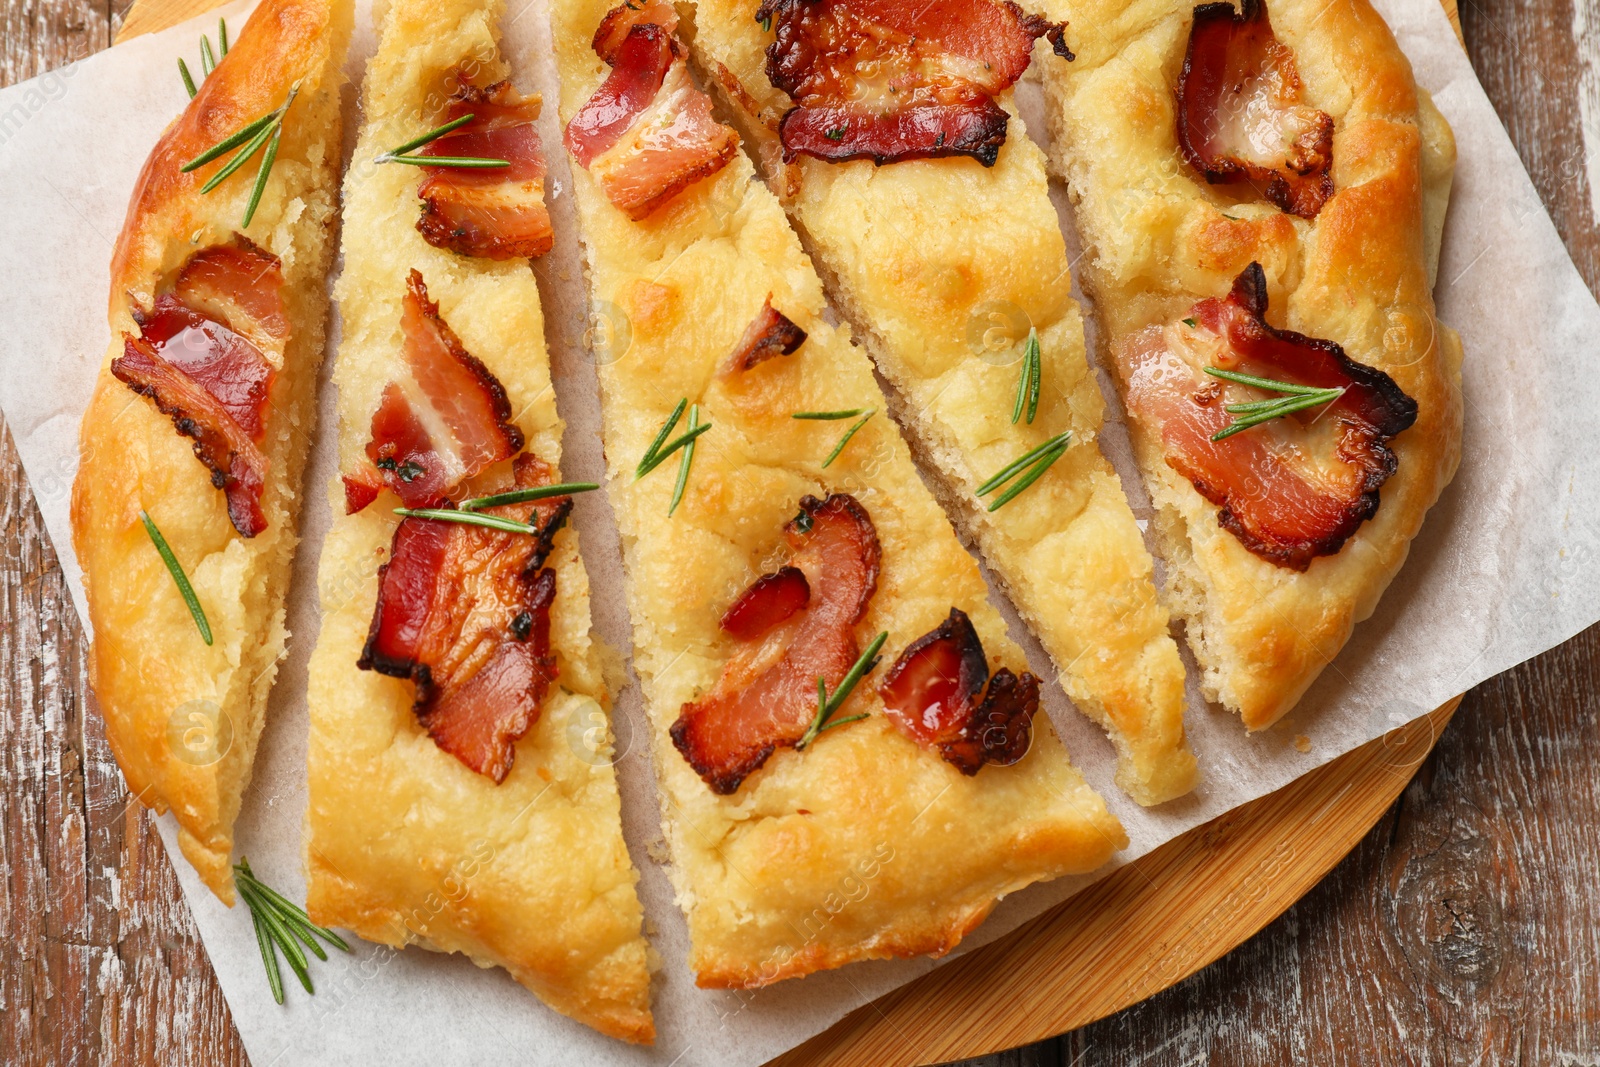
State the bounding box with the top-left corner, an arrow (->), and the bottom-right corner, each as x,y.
110,0 -> 1465,1061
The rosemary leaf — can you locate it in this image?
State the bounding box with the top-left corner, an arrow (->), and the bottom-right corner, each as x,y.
200,34 -> 216,76
821,409 -> 874,468
378,112 -> 477,159
1203,366 -> 1345,442
219,17 -> 228,55
197,118 -> 275,194
986,438 -> 1069,512
238,879 -> 313,992
1203,366 -> 1338,396
250,908 -> 285,1005
380,154 -> 509,169
818,712 -> 869,734
637,399 -> 687,476
178,57 -> 198,99
797,631 -> 888,749
239,120 -> 282,228
637,422 -> 713,478
791,408 -> 866,420
976,432 -> 1071,497
1025,328 -> 1041,425
394,507 -> 538,535
237,861 -> 349,953
139,510 -> 212,645
461,482 -> 599,510
668,404 -> 700,516
181,110 -> 277,171
1011,327 -> 1041,425
759,13 -> 772,30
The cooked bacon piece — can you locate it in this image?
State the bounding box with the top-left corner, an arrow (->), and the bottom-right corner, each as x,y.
725,296 -> 807,372
1118,262 -> 1416,570
593,0 -> 679,60
359,454 -> 572,782
759,0 -> 1069,167
111,239 -> 283,537
1177,0 -> 1334,218
113,341 -> 270,538
345,271 -> 524,512
671,494 -> 881,794
879,608 -> 1038,774
564,2 -> 739,220
170,237 -> 289,342
720,566 -> 810,640
416,79 -> 554,260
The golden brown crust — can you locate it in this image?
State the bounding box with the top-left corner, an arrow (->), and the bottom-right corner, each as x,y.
554,0 -> 1124,989
304,0 -> 652,1041
70,0 -> 351,901
1035,0 -> 1462,728
684,0 -> 1197,804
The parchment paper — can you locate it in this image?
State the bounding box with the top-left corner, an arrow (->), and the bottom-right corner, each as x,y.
2,0 -> 1597,1062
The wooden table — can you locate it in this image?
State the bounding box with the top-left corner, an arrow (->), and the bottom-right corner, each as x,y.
3,0 -> 1598,1063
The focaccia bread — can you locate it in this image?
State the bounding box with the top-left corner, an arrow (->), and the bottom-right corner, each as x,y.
552,0 -> 1124,988
303,0 -> 652,1042
70,0 -> 351,902
1034,0 -> 1462,728
684,0 -> 1198,805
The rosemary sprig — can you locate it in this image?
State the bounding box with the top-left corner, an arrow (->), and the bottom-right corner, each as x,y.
976,431 -> 1071,512
139,510 -> 212,646
240,121 -> 282,228
179,18 -> 228,98
375,114 -> 508,168
791,408 -> 867,420
1010,327 -> 1041,426
380,113 -> 476,157
380,154 -> 510,169
460,482 -> 600,510
394,507 -> 539,535
797,631 -> 888,750
1203,366 -> 1345,442
822,409 -> 875,468
669,404 -> 700,516
234,859 -> 349,1004
636,399 -> 713,477
181,85 -> 299,227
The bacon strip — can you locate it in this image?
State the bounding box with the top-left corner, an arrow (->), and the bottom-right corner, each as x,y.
1177,0 -> 1334,218
1118,262 -> 1416,570
564,2 -> 739,220
345,271 -> 524,512
760,0 -> 1069,167
670,494 -> 881,794
359,453 -> 571,782
725,296 -> 807,372
720,566 -> 810,640
416,79 -> 554,260
111,239 -> 282,537
878,608 -> 1037,774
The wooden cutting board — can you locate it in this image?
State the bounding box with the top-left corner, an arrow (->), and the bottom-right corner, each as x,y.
110,0 -> 1465,1062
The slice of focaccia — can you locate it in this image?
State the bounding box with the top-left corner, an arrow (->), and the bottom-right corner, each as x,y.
70,0 -> 351,902
303,0 -> 652,1042
1033,0 -> 1462,728
684,0 -> 1198,805
552,0 -> 1124,988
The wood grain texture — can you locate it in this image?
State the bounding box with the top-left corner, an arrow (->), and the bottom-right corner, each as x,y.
2,0 -> 1595,1065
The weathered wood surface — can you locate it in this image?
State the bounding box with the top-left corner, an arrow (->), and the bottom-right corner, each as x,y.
2,0 -> 1596,1064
